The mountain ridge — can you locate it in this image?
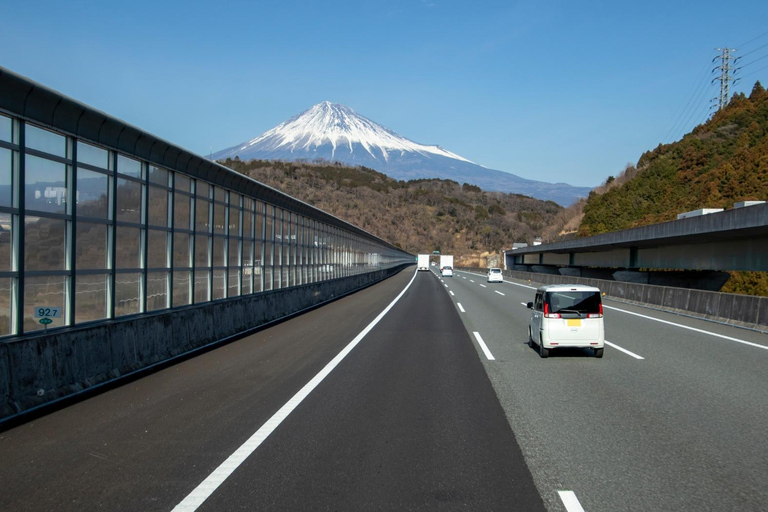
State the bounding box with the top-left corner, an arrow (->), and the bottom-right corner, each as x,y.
212,101 -> 592,206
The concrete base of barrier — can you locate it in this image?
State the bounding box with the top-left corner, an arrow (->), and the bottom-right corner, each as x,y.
0,266 -> 409,423
459,267 -> 768,333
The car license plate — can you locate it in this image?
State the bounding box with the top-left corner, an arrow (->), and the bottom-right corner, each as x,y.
567,319 -> 581,327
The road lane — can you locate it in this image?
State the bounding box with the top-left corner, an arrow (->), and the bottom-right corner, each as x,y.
0,268 -> 545,512
444,269 -> 768,511
197,270 -> 544,511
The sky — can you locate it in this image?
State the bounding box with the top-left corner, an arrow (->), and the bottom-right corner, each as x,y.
2,0 -> 768,188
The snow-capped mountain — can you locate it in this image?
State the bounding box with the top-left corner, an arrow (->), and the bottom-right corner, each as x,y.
212,102 -> 592,206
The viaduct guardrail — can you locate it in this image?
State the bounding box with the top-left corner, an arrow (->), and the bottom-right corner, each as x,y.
0,66 -> 412,423
505,204 -> 768,290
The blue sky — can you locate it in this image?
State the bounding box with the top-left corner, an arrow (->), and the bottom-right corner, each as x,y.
2,0 -> 767,187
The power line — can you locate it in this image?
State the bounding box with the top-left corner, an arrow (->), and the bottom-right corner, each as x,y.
737,41 -> 768,59
739,63 -> 768,79
663,59 -> 711,143
736,29 -> 768,49
738,53 -> 768,69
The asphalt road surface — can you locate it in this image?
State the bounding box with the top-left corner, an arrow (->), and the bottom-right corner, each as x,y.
444,268 -> 768,512
0,268 -> 544,511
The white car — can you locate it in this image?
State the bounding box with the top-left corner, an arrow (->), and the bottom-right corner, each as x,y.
526,284 -> 605,358
441,266 -> 453,277
487,267 -> 503,283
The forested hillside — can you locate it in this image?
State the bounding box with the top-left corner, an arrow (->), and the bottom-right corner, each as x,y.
576,82 -> 768,294
222,158 -> 562,266
580,82 -> 768,235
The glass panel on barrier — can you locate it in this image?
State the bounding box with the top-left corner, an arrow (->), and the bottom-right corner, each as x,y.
212,269 -> 225,300
115,272 -> 141,316
0,277 -> 12,335
0,147 -> 13,208
149,166 -> 169,186
26,124 -> 67,158
174,193 -> 191,230
242,267 -> 252,295
228,269 -> 239,297
194,270 -> 209,303
76,168 -> 109,218
147,229 -> 169,269
213,203 -> 225,235
25,275 -> 68,332
75,222 -> 107,270
0,115 -> 11,143
148,186 -> 169,227
75,274 -> 108,323
194,234 -> 210,268
77,141 -> 109,169
173,232 -> 191,268
212,236 -> 225,267
195,197 -> 210,232
25,155 -> 67,214
229,205 -> 240,235
146,271 -> 169,311
174,174 -> 191,192
229,238 -> 239,267
173,270 -> 191,306
117,154 -> 142,178
115,226 -> 141,269
25,216 -> 66,271
117,178 -> 142,224
0,213 -> 11,271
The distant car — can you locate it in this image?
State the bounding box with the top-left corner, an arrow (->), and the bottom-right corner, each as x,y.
441,266 -> 453,277
526,284 -> 604,358
487,267 -> 503,283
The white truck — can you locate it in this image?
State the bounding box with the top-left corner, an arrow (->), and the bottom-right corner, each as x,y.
417,254 -> 430,271
439,255 -> 453,270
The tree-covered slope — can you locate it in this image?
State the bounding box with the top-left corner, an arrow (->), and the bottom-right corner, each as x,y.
579,82 -> 768,236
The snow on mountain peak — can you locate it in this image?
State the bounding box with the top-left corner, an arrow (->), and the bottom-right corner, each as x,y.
239,101 -> 473,163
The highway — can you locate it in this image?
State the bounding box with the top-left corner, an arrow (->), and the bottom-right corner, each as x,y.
1,266 -> 767,511
445,268 -> 768,511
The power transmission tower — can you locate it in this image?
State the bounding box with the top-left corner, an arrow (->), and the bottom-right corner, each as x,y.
711,48 -> 737,111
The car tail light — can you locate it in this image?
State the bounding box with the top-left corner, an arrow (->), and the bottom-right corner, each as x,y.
587,303 -> 603,318
544,303 -> 560,318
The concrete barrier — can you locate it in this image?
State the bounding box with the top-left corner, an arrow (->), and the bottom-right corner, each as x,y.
459,267 -> 768,332
0,266 -> 408,422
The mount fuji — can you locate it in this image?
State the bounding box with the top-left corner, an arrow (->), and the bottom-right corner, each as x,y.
212,102 -> 592,206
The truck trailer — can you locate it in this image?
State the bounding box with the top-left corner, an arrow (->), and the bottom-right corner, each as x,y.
417,254 -> 430,271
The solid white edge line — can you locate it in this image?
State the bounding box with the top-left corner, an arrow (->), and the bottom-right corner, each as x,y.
494,290 -> 505,296
172,269 -> 420,512
604,340 -> 644,360
458,303 -> 466,313
558,491 -> 586,512
472,331 -> 495,361
604,305 -> 768,351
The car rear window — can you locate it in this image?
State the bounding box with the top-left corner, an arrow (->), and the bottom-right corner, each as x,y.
545,291 -> 601,314
490,269 -> 501,273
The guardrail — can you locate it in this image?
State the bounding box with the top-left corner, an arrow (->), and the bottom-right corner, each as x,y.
460,267 -> 768,332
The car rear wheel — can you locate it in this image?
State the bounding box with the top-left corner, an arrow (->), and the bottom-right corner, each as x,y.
540,345 -> 549,358
594,347 -> 604,358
